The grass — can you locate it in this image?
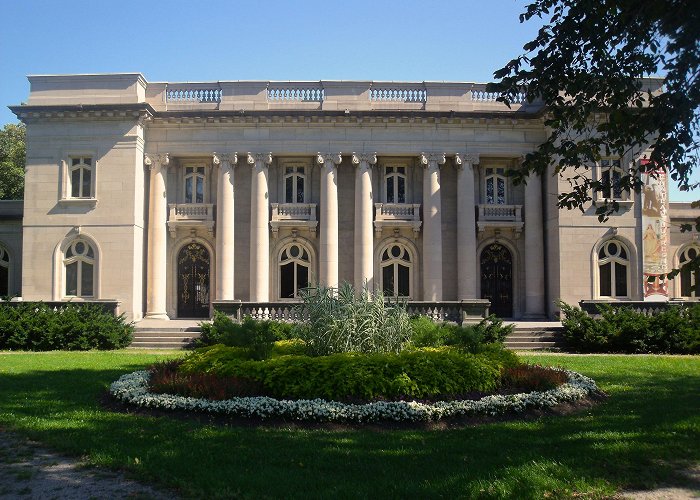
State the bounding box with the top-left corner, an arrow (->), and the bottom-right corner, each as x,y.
0,350 -> 698,499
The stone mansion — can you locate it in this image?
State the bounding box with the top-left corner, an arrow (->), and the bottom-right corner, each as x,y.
2,73 -> 698,322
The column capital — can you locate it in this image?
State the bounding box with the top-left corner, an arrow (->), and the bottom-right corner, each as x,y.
317,152 -> 343,166
247,152 -> 273,166
144,153 -> 169,170
351,152 -> 377,166
419,152 -> 446,168
454,152 -> 480,169
213,152 -> 238,167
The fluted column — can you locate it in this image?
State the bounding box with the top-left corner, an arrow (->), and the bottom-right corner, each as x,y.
524,172 -> 546,317
455,152 -> 479,299
215,152 -> 237,300
317,152 -> 343,289
352,152 -> 377,291
145,153 -> 170,319
420,152 -> 446,301
249,152 -> 273,302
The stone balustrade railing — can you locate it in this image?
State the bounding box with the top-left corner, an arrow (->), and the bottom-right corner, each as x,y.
271,203 -> 317,221
169,203 -> 214,220
478,204 -> 523,222
578,300 -> 699,317
369,83 -> 427,103
165,83 -> 222,103
267,83 -> 324,102
212,299 -> 490,324
375,203 -> 421,221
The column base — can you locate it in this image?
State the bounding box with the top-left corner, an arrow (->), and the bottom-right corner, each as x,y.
144,312 -> 170,320
520,312 -> 548,320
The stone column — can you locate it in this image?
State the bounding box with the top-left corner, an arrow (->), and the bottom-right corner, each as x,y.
524,172 -> 546,317
248,152 -> 273,302
420,152 -> 446,301
352,152 -> 377,291
214,152 -> 237,300
455,152 -> 479,299
145,153 -> 170,319
317,153 -> 343,289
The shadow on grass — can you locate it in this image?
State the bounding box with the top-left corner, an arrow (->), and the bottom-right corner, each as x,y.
0,360 -> 698,499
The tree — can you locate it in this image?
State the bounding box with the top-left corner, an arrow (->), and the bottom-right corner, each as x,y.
0,123 -> 25,200
490,0 -> 699,279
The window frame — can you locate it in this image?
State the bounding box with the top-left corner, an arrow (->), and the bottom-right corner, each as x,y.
597,158 -> 628,201
62,238 -> 97,299
283,165 -> 307,203
379,242 -> 414,299
483,166 -> 508,205
596,239 -> 631,299
182,164 -> 207,204
383,165 -> 408,204
277,241 -> 313,300
60,153 -> 98,203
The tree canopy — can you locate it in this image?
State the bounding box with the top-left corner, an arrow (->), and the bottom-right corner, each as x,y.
491,0 -> 699,230
0,123 -> 25,200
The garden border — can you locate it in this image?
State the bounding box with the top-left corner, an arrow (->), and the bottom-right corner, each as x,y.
109,369 -> 600,423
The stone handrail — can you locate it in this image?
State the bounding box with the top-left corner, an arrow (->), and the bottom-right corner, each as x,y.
165,83 -> 222,103
578,300 -> 699,317
369,83 -> 427,103
267,83 -> 324,102
212,299 -> 490,324
375,203 -> 421,221
478,204 -> 523,222
168,203 -> 214,220
271,203 -> 317,221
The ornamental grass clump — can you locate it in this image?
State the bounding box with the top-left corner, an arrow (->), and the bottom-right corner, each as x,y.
294,282 -> 412,356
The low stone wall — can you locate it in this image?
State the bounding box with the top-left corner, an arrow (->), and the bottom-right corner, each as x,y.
0,300 -> 121,316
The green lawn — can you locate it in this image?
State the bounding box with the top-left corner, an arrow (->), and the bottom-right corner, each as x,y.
0,351 -> 698,499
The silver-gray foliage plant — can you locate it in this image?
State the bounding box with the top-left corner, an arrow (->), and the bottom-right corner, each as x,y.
294,282 -> 412,356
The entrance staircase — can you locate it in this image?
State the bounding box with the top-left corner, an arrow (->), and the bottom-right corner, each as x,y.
504,322 -> 565,351
129,319 -> 203,349
129,319 -> 565,351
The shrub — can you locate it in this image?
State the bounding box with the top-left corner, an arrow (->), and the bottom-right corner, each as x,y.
502,364 -> 568,392
197,312 -> 295,359
0,302 -> 133,350
409,314 -> 512,352
559,301 -> 700,354
149,359 -> 263,400
179,344 -> 520,401
295,282 -> 412,356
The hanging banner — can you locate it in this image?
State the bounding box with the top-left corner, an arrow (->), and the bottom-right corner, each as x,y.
640,159 -> 670,301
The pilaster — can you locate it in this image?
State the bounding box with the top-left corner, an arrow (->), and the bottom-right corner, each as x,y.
524,171 -> 546,317
420,152 -> 446,301
352,152 -> 377,291
144,153 -> 170,319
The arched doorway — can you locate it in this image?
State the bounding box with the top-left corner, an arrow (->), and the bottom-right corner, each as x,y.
177,242 -> 210,318
480,243 -> 513,318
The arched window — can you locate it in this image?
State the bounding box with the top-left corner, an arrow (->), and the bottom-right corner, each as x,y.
279,242 -> 311,299
598,240 -> 629,298
69,157 -> 93,198
0,246 -> 9,296
64,239 -> 96,297
184,166 -> 205,203
380,243 -> 412,298
284,166 -> 306,203
679,245 -> 699,297
385,166 -> 406,203
484,167 -> 507,204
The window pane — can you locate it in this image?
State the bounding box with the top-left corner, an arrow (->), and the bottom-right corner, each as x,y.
386,176 -> 394,203
382,265 -> 394,296
285,176 -> 293,203
599,262 -> 612,296
612,170 -> 622,198
296,264 -> 309,293
71,169 -> 81,197
185,177 -> 193,203
297,176 -> 304,203
497,178 -> 505,204
72,158 -> 80,166
615,263 -> 627,296
601,171 -> 611,198
83,157 -> 91,166
86,245 -> 94,258
66,262 -> 78,296
81,262 -> 94,296
618,246 -> 627,260
680,266 -> 692,297
486,178 -> 494,204
397,177 -> 406,203
196,177 -> 204,203
280,262 -> 295,298
0,265 -> 8,296
398,264 -> 410,297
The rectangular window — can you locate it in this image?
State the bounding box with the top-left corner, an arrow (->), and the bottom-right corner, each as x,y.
184,166 -> 205,203
600,159 -> 623,199
67,156 -> 94,198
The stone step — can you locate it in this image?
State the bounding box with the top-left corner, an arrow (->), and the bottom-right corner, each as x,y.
134,327 -> 202,333
133,331 -> 202,339
504,341 -> 560,350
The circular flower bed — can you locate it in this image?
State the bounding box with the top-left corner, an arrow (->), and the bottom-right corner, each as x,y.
109,368 -> 600,423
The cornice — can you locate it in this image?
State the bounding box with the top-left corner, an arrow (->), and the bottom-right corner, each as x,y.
9,103 -> 156,122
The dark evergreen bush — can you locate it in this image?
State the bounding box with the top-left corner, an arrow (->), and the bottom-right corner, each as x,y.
559,301 -> 700,354
0,302 -> 133,350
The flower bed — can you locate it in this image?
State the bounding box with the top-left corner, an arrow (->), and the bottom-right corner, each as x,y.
109,368 -> 600,423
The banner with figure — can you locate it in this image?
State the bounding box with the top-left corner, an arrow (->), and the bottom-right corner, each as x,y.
640,159 -> 670,300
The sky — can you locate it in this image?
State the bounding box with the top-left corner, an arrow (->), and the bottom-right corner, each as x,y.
0,0 -> 696,201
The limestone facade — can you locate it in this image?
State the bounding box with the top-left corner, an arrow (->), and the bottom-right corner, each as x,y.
4,73 -> 698,321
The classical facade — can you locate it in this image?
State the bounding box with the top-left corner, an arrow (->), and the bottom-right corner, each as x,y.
4,73 -> 698,321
